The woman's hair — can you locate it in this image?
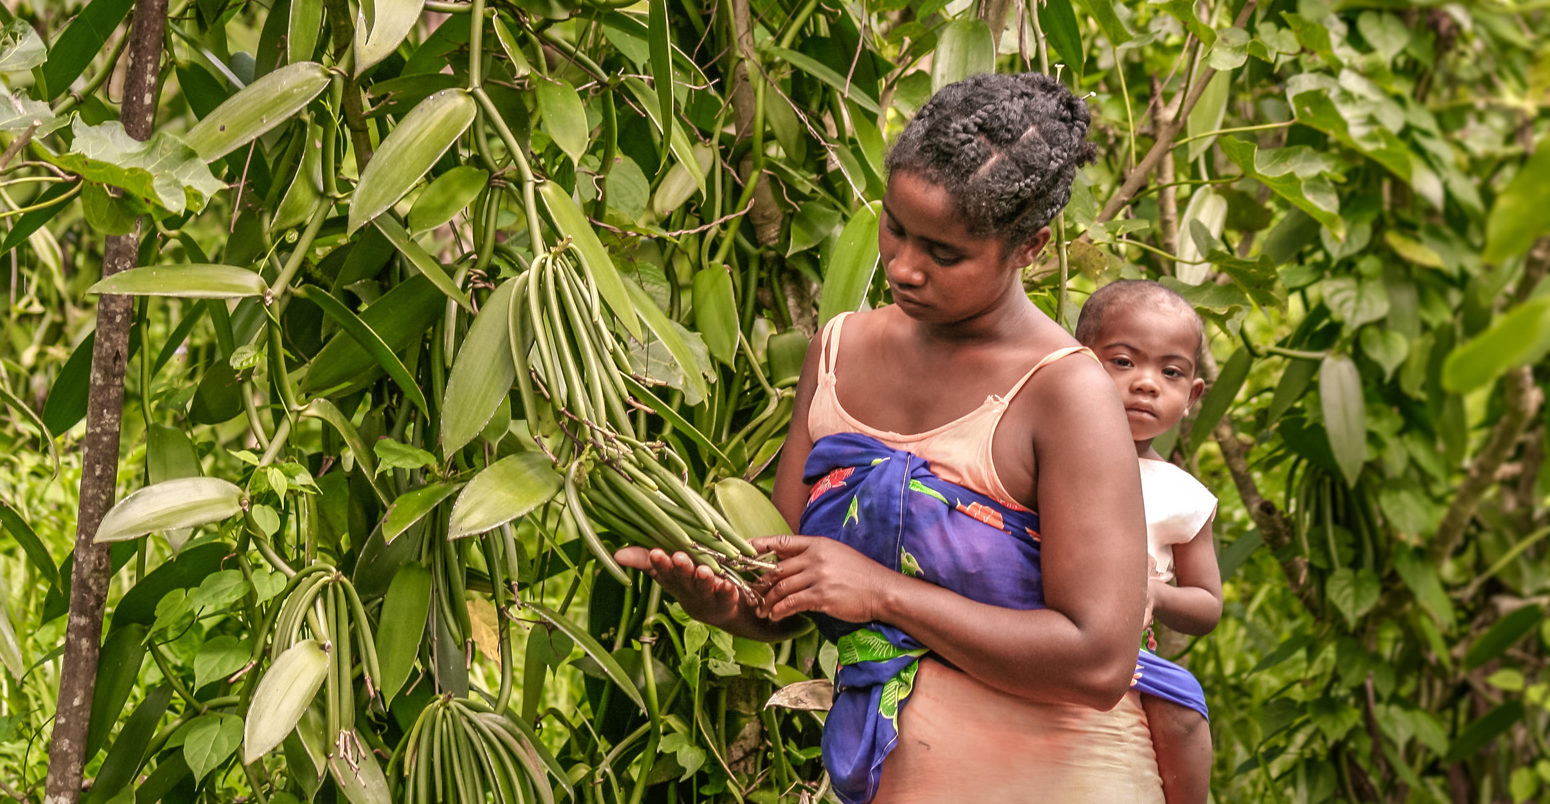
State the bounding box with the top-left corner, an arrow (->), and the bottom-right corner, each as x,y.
886,72 -> 1096,252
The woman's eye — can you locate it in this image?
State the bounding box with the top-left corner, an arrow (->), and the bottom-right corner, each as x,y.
930,251 -> 961,266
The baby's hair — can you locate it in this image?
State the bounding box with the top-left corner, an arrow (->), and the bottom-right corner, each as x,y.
1075,280 -> 1204,365
886,72 -> 1097,252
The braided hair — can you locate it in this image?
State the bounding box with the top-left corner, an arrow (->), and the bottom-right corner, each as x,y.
887,72 -> 1096,253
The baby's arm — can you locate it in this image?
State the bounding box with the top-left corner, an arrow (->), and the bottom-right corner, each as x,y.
1150,518 -> 1222,636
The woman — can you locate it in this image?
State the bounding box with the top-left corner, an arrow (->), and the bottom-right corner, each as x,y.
616,73 -> 1162,802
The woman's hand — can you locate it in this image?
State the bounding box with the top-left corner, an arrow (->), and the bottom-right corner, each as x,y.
751,535 -> 899,623
614,546 -> 745,626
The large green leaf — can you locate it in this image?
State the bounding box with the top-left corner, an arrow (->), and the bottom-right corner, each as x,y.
85,625 -> 147,759
244,639 -> 329,764
930,19 -> 994,92
1484,136 -> 1550,263
534,75 -> 588,165
354,0 -> 424,74
1441,296 -> 1550,393
622,279 -> 711,404
1219,137 -> 1344,239
818,201 -> 881,326
44,119 -> 226,214
180,714 -> 242,782
372,214 -> 473,311
1319,355 -> 1366,487
1185,347 -> 1249,457
38,0 -> 134,101
183,62 -> 330,161
89,264 -> 268,299
407,166 -> 487,233
375,564 -> 431,704
1071,0 -> 1131,45
1463,604 -> 1543,671
349,89 -> 476,233
442,279 -> 518,454
94,477 -> 246,543
0,500 -> 58,589
299,275 -> 443,395
447,452 -> 564,539
691,268 -> 738,367
1038,0 -> 1084,76
87,683 -> 171,803
0,20 -> 45,73
0,88 -> 64,135
294,285 -> 430,417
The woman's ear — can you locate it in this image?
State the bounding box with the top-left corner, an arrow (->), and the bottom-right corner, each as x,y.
1010,227 -> 1053,268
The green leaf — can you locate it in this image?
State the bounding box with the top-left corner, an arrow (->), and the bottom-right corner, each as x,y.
622,279 -> 711,404
383,482 -> 459,545
39,0 -> 135,101
0,500 -> 58,589
691,268 -> 738,367
94,477 -> 245,543
0,88 -> 64,135
1484,137 -> 1550,263
407,166 -> 487,233
929,19 -> 993,92
81,182 -> 138,235
1442,296 -> 1550,394
1175,188 -> 1228,283
181,714 -> 242,782
534,75 -> 589,165
354,0 -> 425,74
765,45 -> 883,116
713,479 -> 790,540
1319,355 -> 1367,487
376,563 -> 431,704
1322,277 -> 1389,328
86,624 -> 147,759
288,0 -> 323,63
0,20 -> 46,73
349,88 -> 476,233
44,119 -> 226,214
649,0 -> 674,153
299,399 -> 389,503
244,639 -> 329,764
87,684 -> 171,803
373,438 -> 436,475
1392,547 -> 1454,626
818,201 -> 881,326
372,214 -> 473,311
1071,0 -> 1130,44
299,275 -> 443,396
1464,604 -> 1543,671
1038,0 -> 1084,76
183,62 -> 331,161
442,279 -> 518,454
194,635 -> 251,690
1358,328 -> 1408,381
89,264 -> 269,299
1185,347 -> 1249,457
294,285 -> 431,417
1445,701 -> 1524,763
1219,137 -> 1343,239
525,602 -> 645,711
1325,567 -> 1380,628
1186,71 -> 1231,162
0,381 -> 59,480
620,375 -> 734,469
447,451 -> 564,539
540,182 -> 643,340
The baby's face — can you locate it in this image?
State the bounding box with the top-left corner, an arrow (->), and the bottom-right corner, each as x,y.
1089,305 -> 1206,444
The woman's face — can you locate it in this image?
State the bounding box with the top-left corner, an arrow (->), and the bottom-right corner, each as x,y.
878,172 -> 1042,324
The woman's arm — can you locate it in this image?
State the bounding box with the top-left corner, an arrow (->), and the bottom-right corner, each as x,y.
614,334 -> 824,642
1150,518 -> 1222,636
757,357 -> 1150,710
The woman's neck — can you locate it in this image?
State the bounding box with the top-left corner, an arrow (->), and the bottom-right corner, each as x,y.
914,279 -> 1041,345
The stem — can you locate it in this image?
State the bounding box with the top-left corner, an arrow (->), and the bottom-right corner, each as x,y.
472,88 -> 545,245
468,0 -> 486,89
44,0 -> 169,799
1030,7 -> 1070,324
1171,120 -> 1295,150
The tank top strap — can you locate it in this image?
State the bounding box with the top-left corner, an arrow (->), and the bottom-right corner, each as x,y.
818,311 -> 853,378
1000,345 -> 1100,402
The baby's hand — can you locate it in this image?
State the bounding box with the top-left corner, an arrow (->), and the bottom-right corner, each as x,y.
1144,578 -> 1167,629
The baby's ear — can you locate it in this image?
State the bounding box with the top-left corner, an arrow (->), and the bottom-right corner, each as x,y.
1189,377 -> 1206,407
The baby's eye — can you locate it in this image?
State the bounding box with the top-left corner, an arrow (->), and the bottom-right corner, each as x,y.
1163,367 -> 1185,379
1111,357 -> 1133,368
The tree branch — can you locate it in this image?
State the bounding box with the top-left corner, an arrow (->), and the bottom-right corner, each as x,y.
1430,238 -> 1550,562
44,0 -> 167,801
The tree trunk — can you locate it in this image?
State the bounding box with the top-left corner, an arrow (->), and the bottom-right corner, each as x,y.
43,0 -> 167,800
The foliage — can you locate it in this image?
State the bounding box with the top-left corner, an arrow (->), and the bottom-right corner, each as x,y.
0,0 -> 1545,801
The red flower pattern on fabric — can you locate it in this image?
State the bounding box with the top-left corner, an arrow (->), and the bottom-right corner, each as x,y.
954,501 -> 1005,532
808,466 -> 856,504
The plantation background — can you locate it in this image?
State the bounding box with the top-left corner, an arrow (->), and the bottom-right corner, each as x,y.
0,0 -> 1547,801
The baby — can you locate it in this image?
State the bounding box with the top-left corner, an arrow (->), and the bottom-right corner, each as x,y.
1076,280 -> 1223,804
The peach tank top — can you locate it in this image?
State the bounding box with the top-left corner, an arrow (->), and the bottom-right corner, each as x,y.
805,311 -> 1166,803
807,311 -> 1097,511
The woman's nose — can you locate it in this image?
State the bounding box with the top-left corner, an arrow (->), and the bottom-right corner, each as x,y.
884,244 -> 926,288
